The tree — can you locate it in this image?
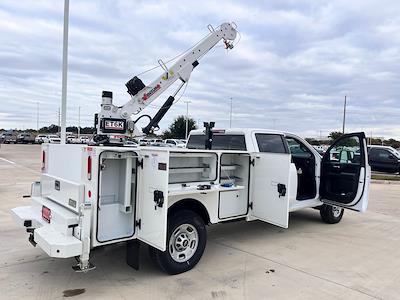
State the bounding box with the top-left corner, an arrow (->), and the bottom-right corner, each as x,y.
383,138 -> 400,149
328,131 -> 343,141
305,138 -> 320,146
162,115 -> 197,139
81,126 -> 96,134
66,126 -> 78,133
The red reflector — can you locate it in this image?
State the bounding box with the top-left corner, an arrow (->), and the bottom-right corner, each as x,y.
87,156 -> 92,180
41,151 -> 46,171
88,190 -> 92,198
42,206 -> 51,223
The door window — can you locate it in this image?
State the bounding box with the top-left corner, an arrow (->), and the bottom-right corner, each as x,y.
375,149 -> 394,161
187,134 -> 246,150
326,136 -> 361,164
286,137 -> 312,158
255,134 -> 288,154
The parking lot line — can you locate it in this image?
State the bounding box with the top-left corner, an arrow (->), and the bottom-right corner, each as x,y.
0,157 -> 16,165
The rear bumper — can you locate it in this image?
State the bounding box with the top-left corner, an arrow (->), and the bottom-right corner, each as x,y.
11,198 -> 82,258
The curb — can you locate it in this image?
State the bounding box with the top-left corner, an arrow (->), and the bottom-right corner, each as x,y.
371,179 -> 400,185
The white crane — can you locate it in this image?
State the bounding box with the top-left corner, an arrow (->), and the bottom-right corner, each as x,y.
94,22 -> 238,144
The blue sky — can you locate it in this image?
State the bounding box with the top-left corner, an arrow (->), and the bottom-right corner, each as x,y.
0,0 -> 399,139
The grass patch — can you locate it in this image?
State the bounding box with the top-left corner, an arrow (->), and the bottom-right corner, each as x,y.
372,174 -> 400,181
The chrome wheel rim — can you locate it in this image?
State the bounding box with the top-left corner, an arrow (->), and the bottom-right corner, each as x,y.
169,223 -> 198,263
332,206 -> 343,218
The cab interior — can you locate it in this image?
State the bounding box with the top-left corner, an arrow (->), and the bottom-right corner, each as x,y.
285,136 -> 317,200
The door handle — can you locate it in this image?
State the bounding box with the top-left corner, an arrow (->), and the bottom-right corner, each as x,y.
277,184 -> 286,198
333,165 -> 340,169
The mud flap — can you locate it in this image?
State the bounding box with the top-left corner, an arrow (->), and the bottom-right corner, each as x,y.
126,239 -> 140,270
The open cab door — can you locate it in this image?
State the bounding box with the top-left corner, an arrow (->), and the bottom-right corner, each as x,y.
320,132 -> 370,212
137,148 -> 169,251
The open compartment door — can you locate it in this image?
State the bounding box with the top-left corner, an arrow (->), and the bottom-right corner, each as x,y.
320,132 -> 370,212
250,153 -> 291,228
137,149 -> 169,251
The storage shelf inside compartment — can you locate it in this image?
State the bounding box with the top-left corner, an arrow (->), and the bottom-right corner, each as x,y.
169,153 -> 217,184
220,176 -> 243,183
220,154 -> 249,185
221,164 -> 241,171
169,165 -> 209,174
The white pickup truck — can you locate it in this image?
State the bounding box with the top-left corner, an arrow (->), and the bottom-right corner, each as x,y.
12,128 -> 370,275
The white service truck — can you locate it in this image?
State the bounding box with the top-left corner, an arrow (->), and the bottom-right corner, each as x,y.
11,22 -> 370,275
11,129 -> 370,274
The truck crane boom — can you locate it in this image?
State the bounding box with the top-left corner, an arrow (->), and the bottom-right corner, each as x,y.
94,22 -> 238,144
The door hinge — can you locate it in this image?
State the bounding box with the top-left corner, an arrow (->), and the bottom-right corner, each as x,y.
250,159 -> 255,167
135,219 -> 141,229
248,202 -> 253,210
137,159 -> 143,169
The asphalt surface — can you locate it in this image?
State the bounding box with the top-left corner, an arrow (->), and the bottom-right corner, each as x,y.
0,144 -> 399,300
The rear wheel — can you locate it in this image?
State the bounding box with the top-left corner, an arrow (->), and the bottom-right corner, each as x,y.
149,210 -> 206,275
320,204 -> 344,224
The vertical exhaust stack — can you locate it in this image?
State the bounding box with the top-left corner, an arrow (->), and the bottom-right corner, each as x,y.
101,91 -> 113,106
204,122 -> 215,150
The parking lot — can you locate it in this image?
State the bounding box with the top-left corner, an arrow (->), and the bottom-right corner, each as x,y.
0,144 -> 399,300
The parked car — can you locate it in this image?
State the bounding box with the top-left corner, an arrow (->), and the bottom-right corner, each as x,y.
47,135 -> 61,144
312,145 -> 328,156
148,138 -> 163,145
135,138 -> 162,146
1,132 -> 17,144
66,136 -> 77,144
151,142 -> 169,147
35,134 -> 48,144
138,139 -> 150,146
123,140 -> 138,146
16,133 -> 35,144
164,139 -> 186,148
79,136 -> 91,144
368,145 -> 400,173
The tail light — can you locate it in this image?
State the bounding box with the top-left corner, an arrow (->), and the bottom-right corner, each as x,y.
41,150 -> 46,171
87,156 -> 92,180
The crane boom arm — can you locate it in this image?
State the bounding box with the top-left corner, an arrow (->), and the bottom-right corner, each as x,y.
95,22 -> 237,142
120,23 -> 237,117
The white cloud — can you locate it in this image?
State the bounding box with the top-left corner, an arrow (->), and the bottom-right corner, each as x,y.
0,0 -> 399,139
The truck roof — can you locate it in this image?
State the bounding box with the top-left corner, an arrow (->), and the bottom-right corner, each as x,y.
189,128 -> 285,136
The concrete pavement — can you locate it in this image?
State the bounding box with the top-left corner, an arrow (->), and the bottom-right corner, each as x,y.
0,144 -> 399,300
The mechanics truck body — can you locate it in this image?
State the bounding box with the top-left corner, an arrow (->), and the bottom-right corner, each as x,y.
11,22 -> 370,274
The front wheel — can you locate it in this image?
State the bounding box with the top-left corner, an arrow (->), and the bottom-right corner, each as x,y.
149,210 -> 207,275
320,204 -> 344,224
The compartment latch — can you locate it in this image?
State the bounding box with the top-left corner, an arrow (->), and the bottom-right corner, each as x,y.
153,190 -> 164,209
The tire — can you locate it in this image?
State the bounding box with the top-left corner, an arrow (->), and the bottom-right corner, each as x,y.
149,210 -> 207,275
320,204 -> 344,224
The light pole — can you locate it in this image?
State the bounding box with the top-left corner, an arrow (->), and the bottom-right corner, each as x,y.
58,107 -> 61,132
229,97 -> 233,128
78,106 -> 81,139
184,100 -> 191,139
36,102 -> 39,132
342,95 -> 347,134
60,0 -> 69,144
